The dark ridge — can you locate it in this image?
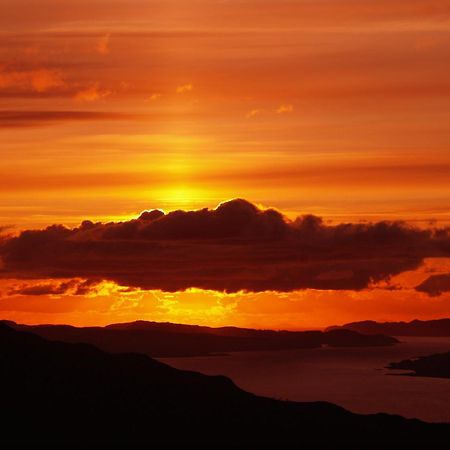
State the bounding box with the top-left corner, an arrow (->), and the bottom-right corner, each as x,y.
2,320 -> 398,357
327,318 -> 450,336
0,322 -> 448,446
388,351 -> 450,379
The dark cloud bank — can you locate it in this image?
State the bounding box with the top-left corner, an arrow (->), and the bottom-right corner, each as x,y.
416,274 -> 450,296
7,279 -> 100,296
1,199 -> 449,293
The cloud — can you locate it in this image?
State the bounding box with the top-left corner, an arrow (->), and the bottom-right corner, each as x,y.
0,225 -> 14,236
8,279 -> 101,296
246,105 -> 293,118
0,67 -> 66,93
74,83 -> 112,102
0,110 -> 140,128
245,109 -> 263,118
415,274 -> 450,296
176,84 -> 193,94
276,104 -> 294,114
95,33 -> 110,54
1,199 -> 449,293
147,93 -> 162,101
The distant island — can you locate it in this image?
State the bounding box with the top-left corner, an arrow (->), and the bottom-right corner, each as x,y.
388,352 -> 450,379
1,322 -> 448,446
2,320 -> 398,357
327,318 -> 450,336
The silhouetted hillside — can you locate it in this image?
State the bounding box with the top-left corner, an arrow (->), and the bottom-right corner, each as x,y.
106,319 -> 274,336
1,323 -> 448,446
388,352 -> 450,379
327,318 -> 450,336
2,320 -> 398,357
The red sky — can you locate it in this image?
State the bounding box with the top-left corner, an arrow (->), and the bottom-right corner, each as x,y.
0,0 -> 449,328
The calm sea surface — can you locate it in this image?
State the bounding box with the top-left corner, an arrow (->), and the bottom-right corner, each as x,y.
159,337 -> 450,422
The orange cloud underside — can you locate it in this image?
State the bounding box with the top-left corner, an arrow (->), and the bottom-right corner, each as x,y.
0,1 -> 449,327
1,258 -> 450,329
1,282 -> 450,330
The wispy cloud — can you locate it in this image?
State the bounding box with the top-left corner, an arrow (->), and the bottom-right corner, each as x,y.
74,83 -> 112,102
276,104 -> 294,114
0,68 -> 66,93
245,108 -> 263,118
8,279 -> 101,296
95,33 -> 111,54
147,93 -> 162,101
176,83 -> 193,94
0,110 -> 140,128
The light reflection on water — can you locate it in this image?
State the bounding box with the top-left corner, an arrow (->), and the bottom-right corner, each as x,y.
159,336 -> 450,422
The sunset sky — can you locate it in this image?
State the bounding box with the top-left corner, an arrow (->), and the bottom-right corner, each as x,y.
1,0 -> 449,328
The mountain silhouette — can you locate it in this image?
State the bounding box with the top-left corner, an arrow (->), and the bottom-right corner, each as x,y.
2,320 -> 397,357
1,322 -> 448,446
388,351 -> 450,379
327,318 -> 450,336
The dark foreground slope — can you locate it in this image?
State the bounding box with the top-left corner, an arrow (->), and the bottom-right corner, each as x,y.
2,320 -> 397,357
0,323 -> 448,447
388,351 -> 450,379
328,318 -> 450,336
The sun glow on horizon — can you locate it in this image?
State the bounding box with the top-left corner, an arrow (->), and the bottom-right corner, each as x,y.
0,0 -> 449,328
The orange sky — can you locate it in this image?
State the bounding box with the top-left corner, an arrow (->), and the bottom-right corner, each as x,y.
0,0 -> 449,328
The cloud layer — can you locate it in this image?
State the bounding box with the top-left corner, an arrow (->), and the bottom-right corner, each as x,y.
1,199 -> 449,293
0,110 -> 140,128
416,274 -> 450,296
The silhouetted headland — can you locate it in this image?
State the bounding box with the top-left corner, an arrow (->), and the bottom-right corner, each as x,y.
1,322 -> 448,446
2,320 -> 398,357
388,351 -> 450,379
327,318 -> 450,337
